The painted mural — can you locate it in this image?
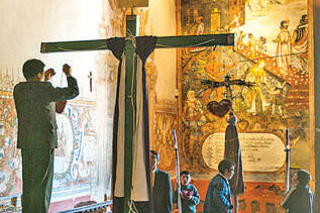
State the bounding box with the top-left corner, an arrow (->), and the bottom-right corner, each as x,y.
53,103 -> 98,189
179,0 -> 309,211
180,0 -> 308,171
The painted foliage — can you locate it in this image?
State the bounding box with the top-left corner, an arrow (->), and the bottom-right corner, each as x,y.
180,0 -> 309,173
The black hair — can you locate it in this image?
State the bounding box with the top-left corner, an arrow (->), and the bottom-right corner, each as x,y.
180,170 -> 191,177
22,59 -> 45,80
150,150 -> 160,162
297,169 -> 311,186
218,159 -> 235,174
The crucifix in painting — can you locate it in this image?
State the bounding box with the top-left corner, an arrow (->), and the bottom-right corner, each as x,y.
41,12 -> 234,213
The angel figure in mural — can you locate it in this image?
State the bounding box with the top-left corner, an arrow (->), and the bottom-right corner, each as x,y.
183,90 -> 206,130
244,60 -> 267,115
183,90 -> 206,166
268,80 -> 289,116
291,14 -> 308,73
236,31 -> 246,51
247,33 -> 257,59
190,10 -> 204,35
188,10 -> 205,52
273,20 -> 291,75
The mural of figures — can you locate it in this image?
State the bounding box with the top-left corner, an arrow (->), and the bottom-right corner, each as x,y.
179,0 -> 309,211
0,91 -> 99,203
274,20 -> 291,75
0,99 -> 21,197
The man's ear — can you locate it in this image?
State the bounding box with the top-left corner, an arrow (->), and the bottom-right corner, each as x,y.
36,72 -> 43,80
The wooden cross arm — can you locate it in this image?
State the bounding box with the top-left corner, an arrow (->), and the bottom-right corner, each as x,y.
155,33 -> 234,49
40,33 -> 234,53
41,39 -> 110,53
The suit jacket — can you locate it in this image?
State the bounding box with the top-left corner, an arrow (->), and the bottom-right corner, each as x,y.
152,169 -> 172,213
14,76 -> 79,150
203,174 -> 232,213
282,185 -> 313,213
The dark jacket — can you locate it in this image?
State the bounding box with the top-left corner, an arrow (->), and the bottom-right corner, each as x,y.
152,169 -> 172,213
203,174 -> 232,213
282,184 -> 313,213
14,76 -> 79,150
173,184 -> 200,213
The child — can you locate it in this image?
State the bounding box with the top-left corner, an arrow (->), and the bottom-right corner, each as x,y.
173,170 -> 200,213
282,169 -> 314,213
203,159 -> 234,213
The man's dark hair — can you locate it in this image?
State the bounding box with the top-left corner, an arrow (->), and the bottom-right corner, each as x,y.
218,159 -> 235,174
297,169 -> 311,186
180,170 -> 191,177
23,59 -> 45,80
150,150 -> 160,161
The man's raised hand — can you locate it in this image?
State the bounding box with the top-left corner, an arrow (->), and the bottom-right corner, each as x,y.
44,68 -> 56,81
62,64 -> 72,77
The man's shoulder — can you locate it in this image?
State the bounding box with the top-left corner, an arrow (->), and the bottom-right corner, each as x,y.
156,169 -> 170,178
14,82 -> 54,100
14,81 -> 52,89
210,174 -> 226,184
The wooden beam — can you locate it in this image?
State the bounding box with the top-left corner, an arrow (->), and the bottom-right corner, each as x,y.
40,33 -> 234,53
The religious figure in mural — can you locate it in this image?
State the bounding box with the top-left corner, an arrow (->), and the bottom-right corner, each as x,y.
274,20 -> 291,75
291,14 -> 308,73
247,33 -> 257,59
244,60 -> 267,115
183,90 -> 206,129
183,90 -> 206,167
268,80 -> 289,116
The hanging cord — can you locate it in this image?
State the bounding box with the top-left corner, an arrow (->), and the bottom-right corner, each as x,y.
125,29 -> 138,136
57,44 -> 108,52
155,37 -> 218,48
128,200 -> 139,213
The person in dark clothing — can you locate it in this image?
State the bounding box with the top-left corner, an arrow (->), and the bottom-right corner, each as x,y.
14,59 -> 79,213
282,169 -> 313,213
150,150 -> 172,213
173,170 -> 200,213
203,159 -> 235,213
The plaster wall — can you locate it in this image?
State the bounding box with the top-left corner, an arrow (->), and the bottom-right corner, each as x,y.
0,0 -> 101,99
149,0 -> 177,101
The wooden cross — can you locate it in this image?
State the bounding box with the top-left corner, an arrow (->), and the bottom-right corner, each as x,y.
202,74 -> 254,110
88,71 -> 92,92
41,14 -> 234,213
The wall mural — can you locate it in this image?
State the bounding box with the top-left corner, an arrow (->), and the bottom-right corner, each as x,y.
180,0 -> 308,172
53,104 -> 98,189
179,0 -> 309,211
0,72 -> 98,204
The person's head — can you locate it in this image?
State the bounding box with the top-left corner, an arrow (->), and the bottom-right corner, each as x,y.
22,59 -> 45,81
293,169 -> 311,186
251,200 -> 261,212
300,14 -> 308,25
239,199 -> 247,210
280,20 -> 289,29
218,159 -> 235,180
150,150 -> 160,172
180,170 -> 191,186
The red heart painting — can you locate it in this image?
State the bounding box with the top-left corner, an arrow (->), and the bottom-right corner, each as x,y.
207,99 -> 231,117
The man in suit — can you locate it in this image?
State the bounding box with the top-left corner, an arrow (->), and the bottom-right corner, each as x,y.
203,159 -> 235,213
150,150 -> 172,213
14,59 -> 79,213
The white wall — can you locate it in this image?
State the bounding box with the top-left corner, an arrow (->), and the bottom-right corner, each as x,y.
148,0 -> 177,101
0,0 -> 101,99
